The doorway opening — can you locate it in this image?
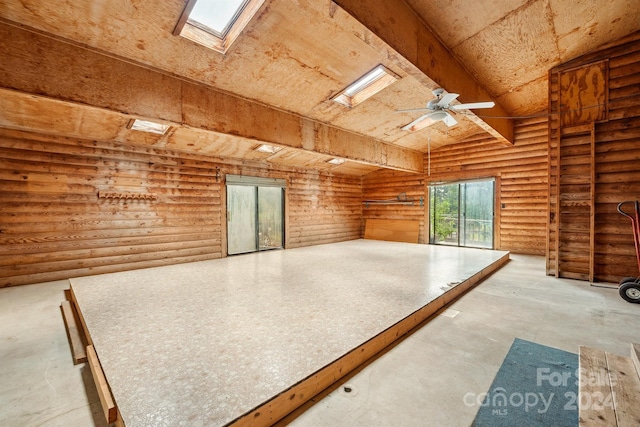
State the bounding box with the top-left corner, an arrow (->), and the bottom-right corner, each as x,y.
429,179 -> 495,249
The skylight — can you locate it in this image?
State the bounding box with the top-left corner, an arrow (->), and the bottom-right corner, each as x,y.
401,116 -> 437,132
174,0 -> 265,54
129,119 -> 170,135
327,158 -> 346,165
332,65 -> 399,108
255,144 -> 282,154
189,0 -> 248,36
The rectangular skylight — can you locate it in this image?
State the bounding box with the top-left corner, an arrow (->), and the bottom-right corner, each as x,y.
174,0 -> 265,54
189,0 -> 248,36
332,65 -> 399,108
401,116 -> 437,132
129,119 -> 170,135
327,158 -> 346,165
255,144 -> 282,154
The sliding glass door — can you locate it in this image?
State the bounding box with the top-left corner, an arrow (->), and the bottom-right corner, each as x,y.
429,179 -> 494,249
226,175 -> 285,255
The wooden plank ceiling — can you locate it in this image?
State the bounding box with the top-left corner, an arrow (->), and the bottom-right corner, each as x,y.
0,0 -> 639,175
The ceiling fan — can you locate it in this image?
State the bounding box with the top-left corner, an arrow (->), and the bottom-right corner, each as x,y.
398,88 -> 495,131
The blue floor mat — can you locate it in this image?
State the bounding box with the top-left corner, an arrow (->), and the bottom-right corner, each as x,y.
471,338 -> 578,427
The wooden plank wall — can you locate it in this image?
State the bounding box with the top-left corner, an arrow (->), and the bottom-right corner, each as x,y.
362,170 -> 426,243
548,33 -> 640,282
363,118 -> 549,254
0,129 -> 362,287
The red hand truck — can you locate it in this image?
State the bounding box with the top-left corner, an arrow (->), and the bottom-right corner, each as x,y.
617,201 -> 640,303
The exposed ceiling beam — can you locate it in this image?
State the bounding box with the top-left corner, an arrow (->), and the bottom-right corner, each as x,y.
333,0 -> 514,145
0,23 -> 423,173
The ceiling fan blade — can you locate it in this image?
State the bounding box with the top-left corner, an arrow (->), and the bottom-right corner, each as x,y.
442,113 -> 458,127
437,92 -> 459,107
401,114 -> 432,131
450,101 -> 495,110
395,107 -> 431,113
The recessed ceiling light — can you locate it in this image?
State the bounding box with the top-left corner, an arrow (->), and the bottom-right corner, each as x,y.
332,65 -> 399,108
327,158 -> 346,165
129,119 -> 170,135
255,144 -> 282,154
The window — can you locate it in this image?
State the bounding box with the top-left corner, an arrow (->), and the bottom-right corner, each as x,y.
332,65 -> 399,108
173,0 -> 266,54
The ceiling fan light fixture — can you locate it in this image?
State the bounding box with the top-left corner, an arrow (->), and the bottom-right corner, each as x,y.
429,111 -> 448,121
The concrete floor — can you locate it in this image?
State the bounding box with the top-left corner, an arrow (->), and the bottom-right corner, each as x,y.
1,253 -> 638,427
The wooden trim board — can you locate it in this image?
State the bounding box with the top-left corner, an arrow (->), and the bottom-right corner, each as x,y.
87,344 -> 118,424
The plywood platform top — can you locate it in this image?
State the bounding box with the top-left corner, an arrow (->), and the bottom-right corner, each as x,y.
70,240 -> 508,426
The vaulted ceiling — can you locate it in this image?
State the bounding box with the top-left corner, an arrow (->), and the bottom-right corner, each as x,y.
0,0 -> 639,175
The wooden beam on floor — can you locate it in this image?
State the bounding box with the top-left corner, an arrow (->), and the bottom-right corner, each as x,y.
332,0 -> 514,145
60,300 -> 87,365
632,343 -> 640,377
606,352 -> 640,427
578,346 -> 616,426
87,344 -> 118,424
0,22 -> 423,173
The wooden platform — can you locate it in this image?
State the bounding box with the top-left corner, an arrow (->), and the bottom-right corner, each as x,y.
69,240 -> 509,426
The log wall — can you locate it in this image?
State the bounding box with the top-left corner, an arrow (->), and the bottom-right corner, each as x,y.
0,129 -> 362,287
548,33 -> 640,282
363,117 -> 549,254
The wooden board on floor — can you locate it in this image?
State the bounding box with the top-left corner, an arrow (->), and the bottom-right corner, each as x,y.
364,219 -> 419,243
60,300 -> 87,364
631,343 -> 640,377
578,346 -> 616,426
606,352 -> 640,427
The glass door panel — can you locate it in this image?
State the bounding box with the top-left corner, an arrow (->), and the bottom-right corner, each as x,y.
429,184 -> 459,245
430,180 -> 494,249
462,181 -> 494,248
227,185 -> 257,255
258,187 -> 284,250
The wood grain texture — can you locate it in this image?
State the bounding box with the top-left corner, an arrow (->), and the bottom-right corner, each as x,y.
578,346 -> 616,426
362,118 -> 548,254
0,129 -> 362,287
87,344 -> 117,424
364,219 -> 420,243
60,300 -> 87,365
548,35 -> 640,282
606,352 -> 640,427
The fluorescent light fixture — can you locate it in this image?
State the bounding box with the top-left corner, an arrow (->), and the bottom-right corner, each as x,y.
174,0 -> 266,54
129,119 -> 170,135
332,65 -> 399,108
327,158 -> 346,165
255,144 -> 282,154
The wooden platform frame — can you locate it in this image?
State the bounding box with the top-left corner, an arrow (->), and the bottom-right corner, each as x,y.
69,250 -> 508,427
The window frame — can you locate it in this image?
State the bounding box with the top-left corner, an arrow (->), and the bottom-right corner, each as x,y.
173,0 -> 266,54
